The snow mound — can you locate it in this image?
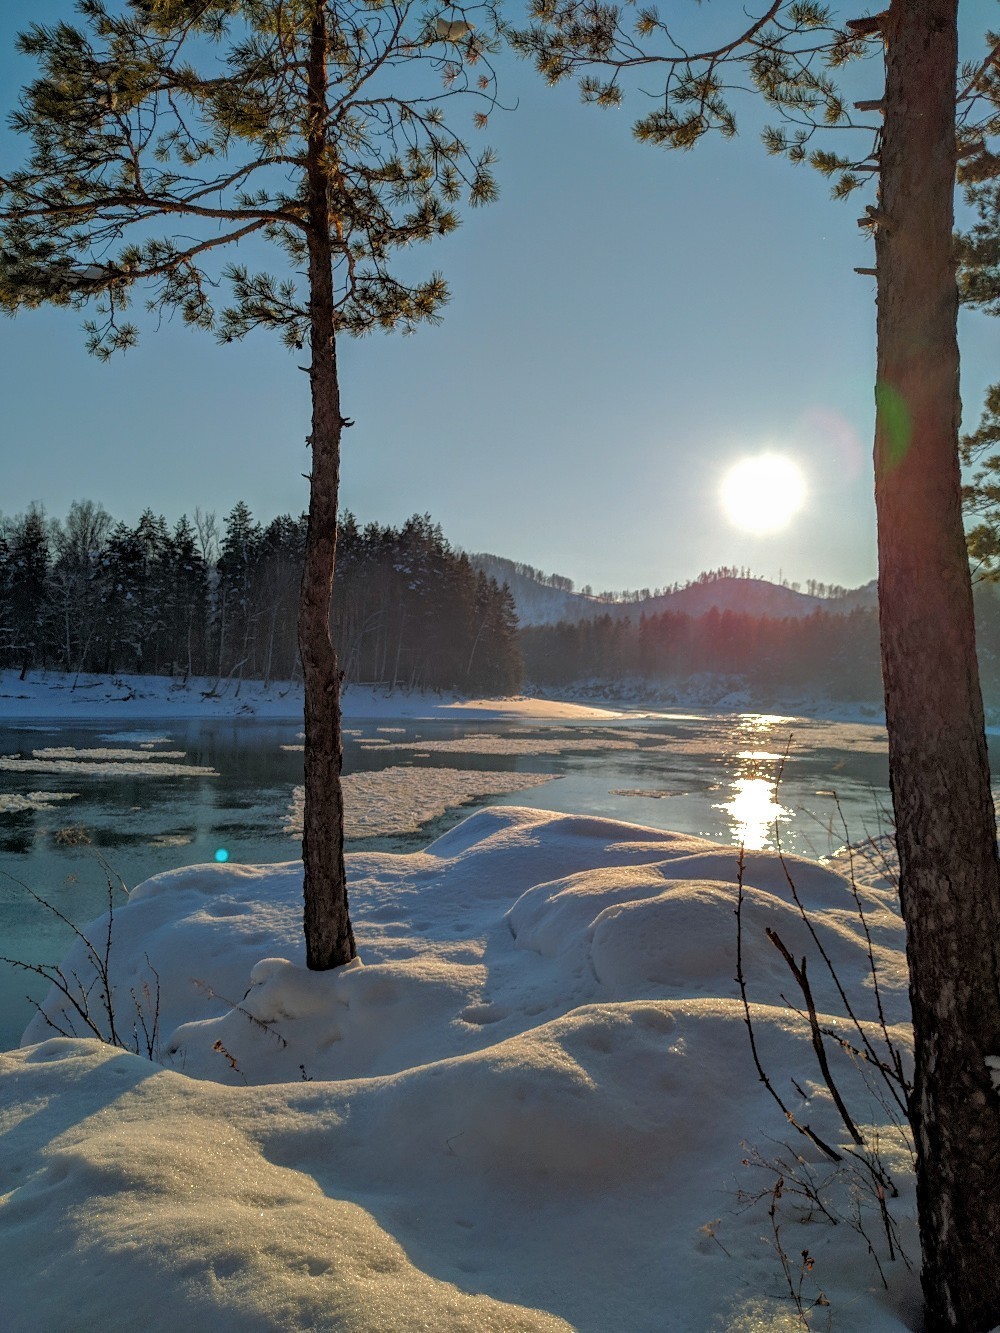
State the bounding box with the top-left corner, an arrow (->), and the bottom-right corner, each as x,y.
3,806 -> 918,1330
0,1039 -> 569,1333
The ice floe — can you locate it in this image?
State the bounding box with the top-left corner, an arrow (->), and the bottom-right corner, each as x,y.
283,766 -> 557,840
0,790 -> 80,815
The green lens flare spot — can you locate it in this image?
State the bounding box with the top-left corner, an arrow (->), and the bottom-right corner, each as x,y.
214,848 -> 230,863
875,381 -> 913,471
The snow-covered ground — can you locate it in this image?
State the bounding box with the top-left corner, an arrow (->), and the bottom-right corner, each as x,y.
0,667 -> 895,726
0,804 -> 919,1330
0,670 -> 635,722
527,676 -> 889,727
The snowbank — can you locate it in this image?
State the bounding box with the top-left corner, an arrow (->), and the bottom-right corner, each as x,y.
0,806 -> 919,1330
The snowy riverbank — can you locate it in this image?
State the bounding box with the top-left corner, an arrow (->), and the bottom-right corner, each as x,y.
0,669 -> 639,722
0,804 -> 917,1330
0,669 -> 919,1327
526,675 -> 889,727
0,667 -> 893,728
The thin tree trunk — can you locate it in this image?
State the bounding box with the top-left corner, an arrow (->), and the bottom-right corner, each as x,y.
876,4 -> 1000,1326
300,0 -> 356,971
216,590 -> 227,679
264,607 -> 275,688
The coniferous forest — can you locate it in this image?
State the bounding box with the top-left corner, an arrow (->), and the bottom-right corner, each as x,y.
520,608 -> 885,699
0,501 -> 521,694
521,592 -> 1000,705
11,498 -> 1000,706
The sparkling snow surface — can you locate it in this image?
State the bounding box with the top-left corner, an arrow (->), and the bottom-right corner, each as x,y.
1,806 -> 919,1331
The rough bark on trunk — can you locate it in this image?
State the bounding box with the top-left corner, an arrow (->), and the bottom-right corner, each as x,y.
876,3 -> 1000,1326
300,1 -> 356,971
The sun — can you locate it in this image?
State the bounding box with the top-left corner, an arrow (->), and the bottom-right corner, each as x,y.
720,454 -> 807,534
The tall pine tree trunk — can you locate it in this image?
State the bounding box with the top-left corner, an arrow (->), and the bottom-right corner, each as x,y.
876,3 -> 1000,1325
300,0 -> 356,971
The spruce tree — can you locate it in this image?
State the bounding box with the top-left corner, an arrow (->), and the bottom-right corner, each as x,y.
0,0 -> 499,971
7,507 -> 52,680
513,2 -> 1000,1326
164,514 -> 209,679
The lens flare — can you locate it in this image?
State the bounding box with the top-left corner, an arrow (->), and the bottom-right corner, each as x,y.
214,848 -> 230,863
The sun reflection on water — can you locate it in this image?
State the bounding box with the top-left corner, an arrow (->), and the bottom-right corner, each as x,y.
717,716 -> 792,850
719,775 -> 790,851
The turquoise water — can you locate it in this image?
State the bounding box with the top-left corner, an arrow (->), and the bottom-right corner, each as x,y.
0,710 -> 896,1049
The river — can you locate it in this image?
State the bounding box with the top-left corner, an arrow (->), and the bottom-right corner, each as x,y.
0,708 -> 899,1048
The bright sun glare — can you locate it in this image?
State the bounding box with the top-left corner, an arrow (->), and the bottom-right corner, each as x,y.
720,454 -> 807,534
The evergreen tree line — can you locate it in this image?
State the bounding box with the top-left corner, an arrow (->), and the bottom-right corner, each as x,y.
522,590 -> 1000,704
0,502 -> 521,695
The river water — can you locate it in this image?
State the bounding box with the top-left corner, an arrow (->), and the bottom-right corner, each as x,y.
0,708 -> 900,1048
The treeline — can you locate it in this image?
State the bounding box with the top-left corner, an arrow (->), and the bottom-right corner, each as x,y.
578,567 -> 856,603
522,588 -> 1000,701
468,553 -> 577,593
0,502 -> 521,694
522,607 -> 884,700
474,555 -> 857,606
682,567 -> 851,601
13,500 -> 1000,703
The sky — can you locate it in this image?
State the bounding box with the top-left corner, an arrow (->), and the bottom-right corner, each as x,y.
2,1 -> 999,595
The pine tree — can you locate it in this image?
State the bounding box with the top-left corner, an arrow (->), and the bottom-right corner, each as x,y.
0,0 -> 499,971
513,2 -> 1000,1326
958,385 -> 1000,577
955,101 -> 1000,578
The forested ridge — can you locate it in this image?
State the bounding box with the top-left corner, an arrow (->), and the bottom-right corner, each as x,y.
0,502 -> 521,694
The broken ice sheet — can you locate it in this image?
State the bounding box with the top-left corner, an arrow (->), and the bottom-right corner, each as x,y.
0,790 -> 80,814
284,765 -> 557,839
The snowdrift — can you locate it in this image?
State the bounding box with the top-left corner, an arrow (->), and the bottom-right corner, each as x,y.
0,807 -> 919,1331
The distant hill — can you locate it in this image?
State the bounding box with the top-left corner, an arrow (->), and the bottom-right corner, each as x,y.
640,577 -> 878,622
469,554 -> 878,627
467,554 -> 611,625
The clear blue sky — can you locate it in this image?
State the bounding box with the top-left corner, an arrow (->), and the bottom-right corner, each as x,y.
2,1 -> 998,594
